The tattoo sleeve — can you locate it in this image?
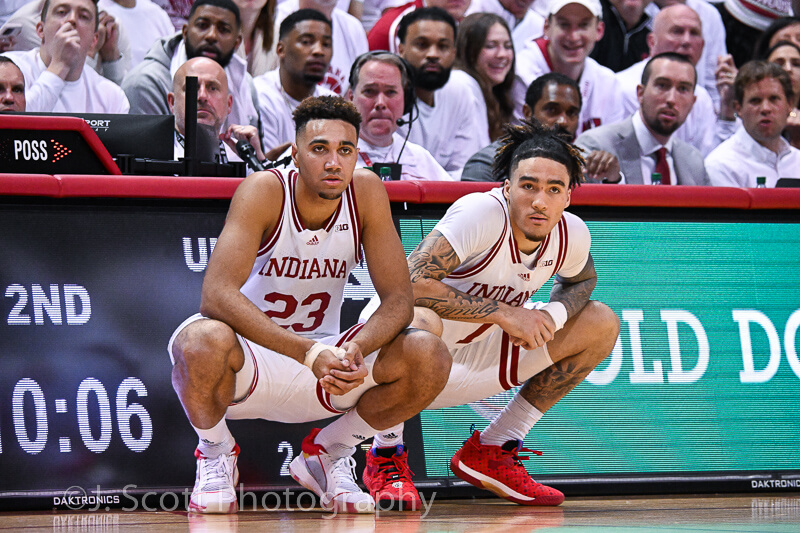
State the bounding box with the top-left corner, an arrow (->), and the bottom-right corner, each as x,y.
549,254 -> 597,317
408,231 -> 460,283
408,230 -> 501,322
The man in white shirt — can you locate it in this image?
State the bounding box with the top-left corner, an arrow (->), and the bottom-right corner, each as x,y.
514,0 -> 623,136
0,0 -> 131,85
397,7 -> 482,179
273,0 -> 368,94
254,9 -> 335,154
122,0 -> 260,134
643,0 -> 727,108
348,51 -> 452,181
706,61 -> 800,188
0,56 -> 26,111
168,57 -> 264,170
576,53 -> 710,185
1,0 -> 129,113
616,4 -> 737,156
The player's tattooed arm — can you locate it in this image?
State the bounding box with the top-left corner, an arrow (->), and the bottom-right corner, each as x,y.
549,253 -> 597,318
408,230 -> 460,283
409,230 -> 501,321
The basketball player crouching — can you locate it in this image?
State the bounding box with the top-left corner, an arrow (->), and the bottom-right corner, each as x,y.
168,96 -> 451,514
361,120 -> 620,509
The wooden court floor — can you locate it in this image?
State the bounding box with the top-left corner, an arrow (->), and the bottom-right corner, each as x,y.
3,494 -> 800,532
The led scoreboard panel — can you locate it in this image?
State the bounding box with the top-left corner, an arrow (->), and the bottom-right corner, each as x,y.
1,181 -> 799,510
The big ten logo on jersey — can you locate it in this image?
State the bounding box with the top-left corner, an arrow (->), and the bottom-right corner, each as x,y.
183,237 -> 217,272
4,284 -> 91,326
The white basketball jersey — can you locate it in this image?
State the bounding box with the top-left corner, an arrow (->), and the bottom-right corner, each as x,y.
435,187 -> 591,349
239,169 -> 362,339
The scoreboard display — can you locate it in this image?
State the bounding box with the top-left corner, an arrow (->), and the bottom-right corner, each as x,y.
1,195 -> 799,511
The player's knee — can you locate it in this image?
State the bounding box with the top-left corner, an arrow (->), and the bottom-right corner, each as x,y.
172,320 -> 238,372
402,329 -> 452,383
587,301 -> 620,343
410,306 -> 444,337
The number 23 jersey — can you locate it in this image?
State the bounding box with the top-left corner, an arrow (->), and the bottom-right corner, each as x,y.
239,169 -> 362,339
435,187 -> 591,349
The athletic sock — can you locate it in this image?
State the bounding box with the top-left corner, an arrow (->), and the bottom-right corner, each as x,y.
480,393 -> 543,446
194,418 -> 235,459
315,408 -> 380,459
372,423 -> 404,449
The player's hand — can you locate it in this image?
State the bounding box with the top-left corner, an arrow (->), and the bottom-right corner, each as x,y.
502,308 -> 557,350
314,342 -> 367,395
584,150 -> 621,183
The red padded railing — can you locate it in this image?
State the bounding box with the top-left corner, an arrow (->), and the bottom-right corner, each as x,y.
0,174 -> 799,209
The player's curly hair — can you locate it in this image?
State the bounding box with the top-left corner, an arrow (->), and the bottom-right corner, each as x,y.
293,95 -> 362,136
493,118 -> 585,189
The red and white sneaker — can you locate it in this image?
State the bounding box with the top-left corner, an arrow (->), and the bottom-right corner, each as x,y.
450,431 -> 564,506
189,444 -> 240,514
289,428 -> 375,514
363,445 -> 421,511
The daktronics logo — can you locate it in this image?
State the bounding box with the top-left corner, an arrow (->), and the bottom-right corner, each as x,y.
12,138 -> 72,162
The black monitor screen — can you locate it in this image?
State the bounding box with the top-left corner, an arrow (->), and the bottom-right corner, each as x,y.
33,112 -> 174,161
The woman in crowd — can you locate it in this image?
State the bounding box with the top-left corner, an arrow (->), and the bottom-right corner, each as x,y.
766,40 -> 800,149
753,17 -> 800,61
451,13 -> 515,148
234,0 -> 278,77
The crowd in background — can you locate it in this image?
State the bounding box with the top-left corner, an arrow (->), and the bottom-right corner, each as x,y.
0,0 -> 799,187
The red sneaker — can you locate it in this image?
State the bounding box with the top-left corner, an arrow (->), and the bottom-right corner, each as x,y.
450,431 -> 564,506
363,445 -> 421,511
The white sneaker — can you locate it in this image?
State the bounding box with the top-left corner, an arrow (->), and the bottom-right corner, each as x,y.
189,444 -> 240,514
289,428 -> 375,514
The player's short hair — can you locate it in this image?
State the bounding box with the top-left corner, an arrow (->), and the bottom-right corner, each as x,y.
525,72 -> 582,109
493,118 -> 585,189
188,0 -> 241,28
294,95 -> 362,136
41,0 -> 99,30
641,52 -> 696,89
397,7 -> 457,44
279,8 -> 332,41
734,59 -> 794,104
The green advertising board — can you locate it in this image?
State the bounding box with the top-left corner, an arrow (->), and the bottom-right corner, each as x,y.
398,217 -> 800,486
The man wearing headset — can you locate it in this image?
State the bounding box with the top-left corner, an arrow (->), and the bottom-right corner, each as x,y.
348,51 -> 452,181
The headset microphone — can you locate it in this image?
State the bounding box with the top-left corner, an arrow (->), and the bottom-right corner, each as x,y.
396,117 -> 409,127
